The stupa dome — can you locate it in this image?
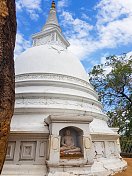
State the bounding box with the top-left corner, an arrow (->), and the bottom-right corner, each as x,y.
15,44 -> 89,82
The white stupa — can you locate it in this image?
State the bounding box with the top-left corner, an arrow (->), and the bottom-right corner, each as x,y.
2,1 -> 127,176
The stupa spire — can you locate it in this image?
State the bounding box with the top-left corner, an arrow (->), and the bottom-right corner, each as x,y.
51,0 -> 56,9
32,0 -> 70,48
42,0 -> 61,32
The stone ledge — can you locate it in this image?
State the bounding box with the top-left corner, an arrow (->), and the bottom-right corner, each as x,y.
45,114 -> 93,124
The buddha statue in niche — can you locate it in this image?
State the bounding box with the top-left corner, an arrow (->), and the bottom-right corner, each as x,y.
60,129 -> 81,157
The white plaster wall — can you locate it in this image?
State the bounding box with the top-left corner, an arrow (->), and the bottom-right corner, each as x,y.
10,114 -> 49,133
90,119 -> 115,134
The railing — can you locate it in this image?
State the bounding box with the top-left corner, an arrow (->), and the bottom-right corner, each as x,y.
120,136 -> 132,158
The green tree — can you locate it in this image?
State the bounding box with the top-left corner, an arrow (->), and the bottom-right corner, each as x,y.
89,54 -> 132,136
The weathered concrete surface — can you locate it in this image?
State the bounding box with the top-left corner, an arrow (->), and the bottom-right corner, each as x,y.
114,158 -> 131,176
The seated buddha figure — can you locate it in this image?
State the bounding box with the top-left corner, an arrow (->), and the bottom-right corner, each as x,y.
60,129 -> 81,156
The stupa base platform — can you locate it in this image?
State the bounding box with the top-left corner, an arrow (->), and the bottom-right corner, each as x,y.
48,158 -> 127,176
2,157 -> 127,176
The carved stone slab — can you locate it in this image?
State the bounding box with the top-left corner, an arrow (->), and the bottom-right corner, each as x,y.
20,141 -> 36,160
6,142 -> 16,160
93,141 -> 105,158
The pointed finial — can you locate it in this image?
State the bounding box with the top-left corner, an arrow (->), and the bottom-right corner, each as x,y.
51,1 -> 56,9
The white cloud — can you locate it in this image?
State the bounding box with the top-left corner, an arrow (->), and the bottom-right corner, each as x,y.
14,33 -> 31,58
95,0 -> 132,49
98,16 -> 132,48
60,11 -> 94,59
81,13 -> 91,21
61,11 -> 93,38
96,0 -> 132,24
59,0 -> 132,62
16,0 -> 42,20
57,0 -> 69,12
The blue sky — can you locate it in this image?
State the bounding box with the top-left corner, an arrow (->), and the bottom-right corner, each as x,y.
15,0 -> 132,72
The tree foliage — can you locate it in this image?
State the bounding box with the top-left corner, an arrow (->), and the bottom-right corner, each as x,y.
89,54 -> 132,136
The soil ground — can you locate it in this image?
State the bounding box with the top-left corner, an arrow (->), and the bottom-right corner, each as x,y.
114,158 -> 132,176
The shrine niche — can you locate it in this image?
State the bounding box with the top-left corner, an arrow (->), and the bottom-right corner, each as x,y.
59,127 -> 83,159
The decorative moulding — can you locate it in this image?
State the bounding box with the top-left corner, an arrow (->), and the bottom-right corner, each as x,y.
6,142 -> 16,161
45,114 -> 93,124
15,73 -> 91,88
20,141 -> 36,161
15,80 -> 98,99
32,28 -> 70,48
9,132 -> 49,139
15,94 -> 102,110
91,133 -> 119,140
